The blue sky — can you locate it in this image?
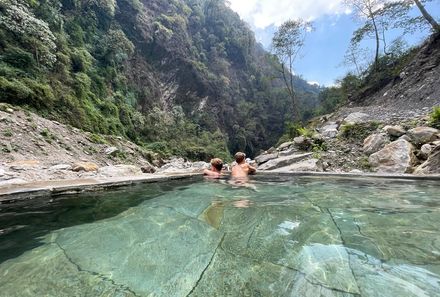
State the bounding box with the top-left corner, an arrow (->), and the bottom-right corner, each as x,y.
228,0 -> 440,86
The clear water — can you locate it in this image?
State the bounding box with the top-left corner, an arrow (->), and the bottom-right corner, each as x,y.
0,175 -> 440,297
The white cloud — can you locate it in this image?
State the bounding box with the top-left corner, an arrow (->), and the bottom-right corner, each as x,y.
228,0 -> 348,29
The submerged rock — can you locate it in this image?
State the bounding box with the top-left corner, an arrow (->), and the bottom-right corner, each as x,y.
368,139 -> 416,173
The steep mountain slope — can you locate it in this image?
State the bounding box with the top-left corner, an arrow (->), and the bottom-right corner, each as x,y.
0,0 -> 320,159
349,32 -> 440,110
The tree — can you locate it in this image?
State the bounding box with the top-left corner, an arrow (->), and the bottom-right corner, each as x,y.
344,0 -> 386,70
272,19 -> 312,123
381,0 -> 439,33
413,0 -> 439,31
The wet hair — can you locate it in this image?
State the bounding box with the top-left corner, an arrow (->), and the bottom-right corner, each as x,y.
211,158 -> 223,171
234,152 -> 246,163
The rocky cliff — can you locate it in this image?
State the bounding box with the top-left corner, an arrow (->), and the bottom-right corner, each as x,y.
254,33 -> 440,175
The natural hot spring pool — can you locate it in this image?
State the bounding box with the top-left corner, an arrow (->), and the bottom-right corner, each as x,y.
0,175 -> 439,296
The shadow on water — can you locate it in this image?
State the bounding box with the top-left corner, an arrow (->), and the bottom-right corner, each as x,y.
0,177 -> 200,263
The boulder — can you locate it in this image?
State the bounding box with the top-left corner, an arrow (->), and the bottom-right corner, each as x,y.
72,162 -> 99,172
258,153 -> 313,171
277,141 -> 294,151
268,159 -> 323,172
363,133 -> 389,156
279,148 -> 299,157
368,139 -> 416,174
407,127 -> 439,145
343,112 -> 370,125
266,147 -> 277,154
141,164 -> 156,174
311,133 -> 323,142
293,136 -> 311,150
104,146 -> 119,156
320,123 -> 339,138
98,165 -> 142,177
419,144 -> 432,160
255,153 -> 279,165
383,125 -> 405,137
414,145 -> 440,175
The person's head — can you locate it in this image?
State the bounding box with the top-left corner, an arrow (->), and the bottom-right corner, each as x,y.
210,158 -> 223,171
234,152 -> 246,164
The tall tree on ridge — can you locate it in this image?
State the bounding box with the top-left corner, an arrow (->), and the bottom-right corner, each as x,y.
344,0 -> 386,71
272,19 -> 312,123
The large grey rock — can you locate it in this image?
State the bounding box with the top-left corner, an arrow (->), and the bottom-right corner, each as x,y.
98,165 -> 142,177
104,146 -> 119,156
157,158 -> 209,173
414,145 -> 440,175
268,158 -> 323,172
293,136 -> 312,150
258,153 -> 313,170
383,125 -> 405,137
368,139 -> 415,173
279,148 -> 299,157
255,153 -> 278,165
363,133 -> 389,155
320,123 -> 339,138
407,127 -> 439,145
419,143 -> 433,159
277,141 -> 294,151
343,112 -> 370,124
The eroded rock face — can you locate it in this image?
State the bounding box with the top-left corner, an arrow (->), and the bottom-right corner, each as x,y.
414,145 -> 440,175
363,133 -> 389,156
407,127 -> 439,145
257,153 -> 313,171
72,162 -> 99,172
368,139 -> 415,173
343,112 -> 370,125
383,125 -> 406,137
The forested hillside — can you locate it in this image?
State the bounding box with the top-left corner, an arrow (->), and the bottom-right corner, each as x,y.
0,0 -> 320,159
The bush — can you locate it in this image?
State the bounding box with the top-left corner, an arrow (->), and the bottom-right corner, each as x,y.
339,122 -> 380,141
429,106 -> 440,129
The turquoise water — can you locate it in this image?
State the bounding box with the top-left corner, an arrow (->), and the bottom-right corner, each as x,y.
0,175 -> 440,296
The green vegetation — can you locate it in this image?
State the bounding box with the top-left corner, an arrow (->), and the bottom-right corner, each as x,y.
428,106 -> 440,129
3,129 -> 13,137
0,0 -> 323,160
339,122 -> 380,141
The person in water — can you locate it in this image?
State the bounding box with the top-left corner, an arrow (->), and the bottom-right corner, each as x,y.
231,152 -> 256,179
203,158 -> 224,178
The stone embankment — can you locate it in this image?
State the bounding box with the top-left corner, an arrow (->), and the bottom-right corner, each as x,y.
254,109 -> 440,175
